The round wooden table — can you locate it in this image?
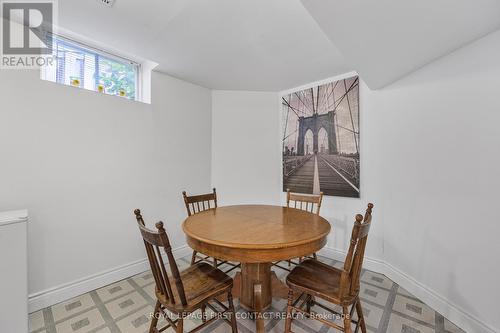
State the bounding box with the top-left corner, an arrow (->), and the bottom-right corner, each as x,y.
182,204 -> 331,333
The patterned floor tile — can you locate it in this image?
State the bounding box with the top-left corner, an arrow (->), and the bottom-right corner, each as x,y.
387,312 -> 435,333
142,282 -> 156,301
362,270 -> 394,290
359,283 -> 390,306
29,310 -> 45,332
270,297 -> 287,311
183,311 -> 204,331
96,280 -> 135,302
131,271 -> 155,288
115,304 -> 156,333
393,295 -> 435,325
52,293 -> 95,322
398,286 -> 421,300
105,291 -> 148,319
355,299 -> 385,330
54,308 -> 105,333
94,328 -> 111,333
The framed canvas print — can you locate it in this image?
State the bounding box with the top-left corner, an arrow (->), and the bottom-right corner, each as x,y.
282,75 -> 360,198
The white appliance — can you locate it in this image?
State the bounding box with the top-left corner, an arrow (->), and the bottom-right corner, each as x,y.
0,210 -> 28,333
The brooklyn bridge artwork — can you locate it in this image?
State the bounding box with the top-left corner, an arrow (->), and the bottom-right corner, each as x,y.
282,76 -> 360,198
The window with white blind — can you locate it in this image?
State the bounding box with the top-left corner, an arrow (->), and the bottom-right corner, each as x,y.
41,35 -> 139,101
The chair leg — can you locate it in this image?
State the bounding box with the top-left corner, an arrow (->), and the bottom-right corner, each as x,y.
149,300 -> 161,333
201,304 -> 207,323
213,257 -> 218,268
313,252 -> 317,260
228,291 -> 238,333
254,284 -> 265,333
343,306 -> 352,333
176,316 -> 183,333
355,298 -> 367,333
284,289 -> 294,333
190,251 -> 198,265
306,295 -> 314,316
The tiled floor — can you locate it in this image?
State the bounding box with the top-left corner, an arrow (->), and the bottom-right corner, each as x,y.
30,255 -> 465,333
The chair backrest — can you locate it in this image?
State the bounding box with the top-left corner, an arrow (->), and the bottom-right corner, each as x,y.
134,209 -> 187,306
340,203 -> 374,299
286,189 -> 324,215
182,188 -> 217,216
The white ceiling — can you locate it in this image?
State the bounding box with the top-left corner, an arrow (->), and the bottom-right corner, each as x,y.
300,0 -> 500,89
58,0 -> 500,91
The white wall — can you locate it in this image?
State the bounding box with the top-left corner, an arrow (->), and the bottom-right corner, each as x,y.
369,30 -> 500,333
0,70 -> 212,310
211,30 -> 500,333
211,91 -> 282,205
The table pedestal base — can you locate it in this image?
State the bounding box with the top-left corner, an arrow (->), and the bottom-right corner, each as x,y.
239,263 -> 272,312
220,262 -> 291,333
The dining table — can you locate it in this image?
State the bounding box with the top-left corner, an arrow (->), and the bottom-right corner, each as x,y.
182,204 -> 331,333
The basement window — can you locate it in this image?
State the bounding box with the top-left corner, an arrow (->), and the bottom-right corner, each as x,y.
41,35 -> 140,101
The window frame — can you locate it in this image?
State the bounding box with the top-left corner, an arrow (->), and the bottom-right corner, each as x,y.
42,33 -> 142,101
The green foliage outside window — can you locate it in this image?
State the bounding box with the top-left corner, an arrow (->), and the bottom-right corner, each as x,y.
98,58 -> 136,99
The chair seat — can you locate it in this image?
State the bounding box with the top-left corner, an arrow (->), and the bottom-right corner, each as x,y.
157,262 -> 233,312
286,259 -> 353,304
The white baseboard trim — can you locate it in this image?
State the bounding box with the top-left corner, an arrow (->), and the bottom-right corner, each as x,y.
28,245 -> 192,313
383,262 -> 498,333
318,246 -> 498,333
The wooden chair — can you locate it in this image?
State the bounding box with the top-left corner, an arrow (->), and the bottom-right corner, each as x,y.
273,189 -> 324,272
287,188 -> 324,215
182,188 -> 240,273
284,203 -> 374,333
134,209 -> 238,333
